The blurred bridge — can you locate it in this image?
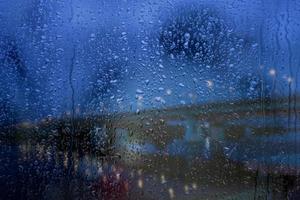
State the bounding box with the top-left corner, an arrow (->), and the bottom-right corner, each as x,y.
14,96 -> 300,175
105,96 -> 300,175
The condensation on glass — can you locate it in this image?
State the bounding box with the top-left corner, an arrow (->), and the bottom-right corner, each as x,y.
0,0 -> 299,199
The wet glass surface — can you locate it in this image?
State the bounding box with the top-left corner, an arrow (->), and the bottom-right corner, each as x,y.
1,0 -> 300,199
0,142 -> 288,200
1,109 -> 300,200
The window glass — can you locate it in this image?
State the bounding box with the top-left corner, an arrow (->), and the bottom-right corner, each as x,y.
0,0 -> 300,199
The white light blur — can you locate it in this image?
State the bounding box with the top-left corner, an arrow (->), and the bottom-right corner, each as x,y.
192,182 -> 197,189
269,68 -> 276,76
138,178 -> 143,188
206,80 -> 213,88
166,89 -> 172,95
161,174 -> 166,184
168,188 -> 175,199
184,185 -> 190,194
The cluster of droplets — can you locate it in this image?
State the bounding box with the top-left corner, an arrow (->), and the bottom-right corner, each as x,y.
159,7 -> 244,71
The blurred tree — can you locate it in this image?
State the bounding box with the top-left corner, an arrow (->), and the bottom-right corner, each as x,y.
159,6 -> 244,70
0,38 -> 23,129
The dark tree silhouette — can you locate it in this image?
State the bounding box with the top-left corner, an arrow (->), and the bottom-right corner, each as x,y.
0,39 -> 23,129
0,37 -> 42,123
159,6 -> 244,69
3,40 -> 27,79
